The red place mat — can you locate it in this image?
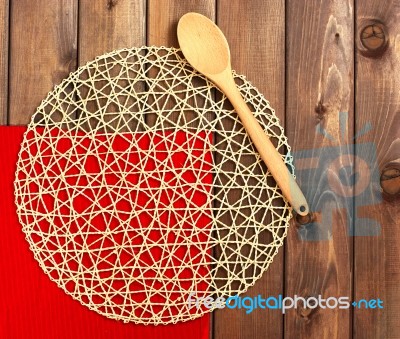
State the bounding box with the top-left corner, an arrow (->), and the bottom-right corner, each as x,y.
0,126 -> 210,339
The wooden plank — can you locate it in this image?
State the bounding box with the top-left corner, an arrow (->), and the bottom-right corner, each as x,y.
354,1 -> 400,338
285,1 -> 354,338
0,0 -> 8,125
9,0 -> 77,125
214,1 -> 285,339
78,0 -> 146,132
78,0 -> 145,65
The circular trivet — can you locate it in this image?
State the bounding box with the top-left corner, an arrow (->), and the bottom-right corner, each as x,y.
14,46 -> 293,325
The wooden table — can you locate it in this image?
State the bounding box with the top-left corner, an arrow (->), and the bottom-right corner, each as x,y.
1,1 -> 399,338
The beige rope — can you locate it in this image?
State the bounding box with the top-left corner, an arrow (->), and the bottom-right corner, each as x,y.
14,46 -> 293,325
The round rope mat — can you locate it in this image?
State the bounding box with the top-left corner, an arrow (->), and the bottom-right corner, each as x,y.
14,46 -> 294,325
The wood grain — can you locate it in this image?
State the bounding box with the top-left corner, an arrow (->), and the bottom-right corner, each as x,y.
79,0 -> 145,65
354,1 -> 400,338
9,0 -> 77,125
0,0 -> 8,125
214,1 -> 285,338
285,0 -> 354,338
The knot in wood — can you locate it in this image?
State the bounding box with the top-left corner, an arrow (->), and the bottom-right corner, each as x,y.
359,22 -> 388,57
380,166 -> 400,196
297,295 -> 319,320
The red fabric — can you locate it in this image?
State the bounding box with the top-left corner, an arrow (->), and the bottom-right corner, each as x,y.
0,126 -> 210,339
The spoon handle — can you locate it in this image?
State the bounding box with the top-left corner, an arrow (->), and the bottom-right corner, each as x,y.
219,74 -> 309,216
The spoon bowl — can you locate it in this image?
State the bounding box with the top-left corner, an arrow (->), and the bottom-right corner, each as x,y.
178,12 -> 230,77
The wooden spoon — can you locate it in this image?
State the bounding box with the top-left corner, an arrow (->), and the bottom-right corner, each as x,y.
177,12 -> 310,216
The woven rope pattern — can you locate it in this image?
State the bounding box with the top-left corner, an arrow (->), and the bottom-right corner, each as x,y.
15,46 -> 293,325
